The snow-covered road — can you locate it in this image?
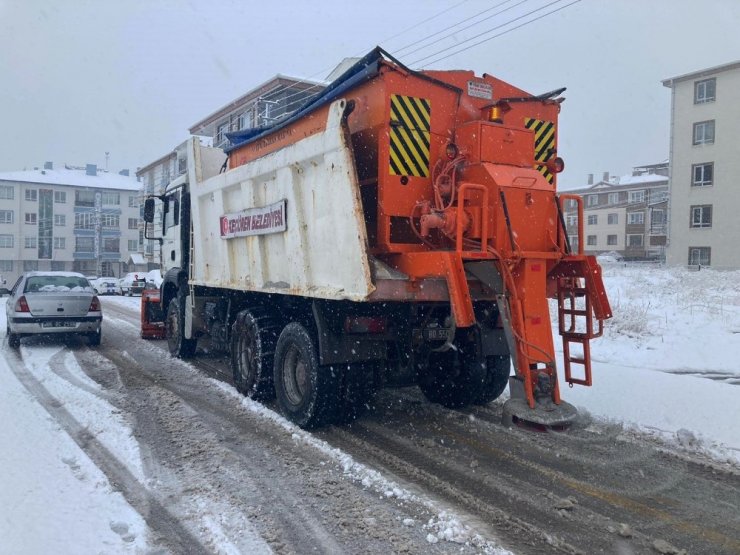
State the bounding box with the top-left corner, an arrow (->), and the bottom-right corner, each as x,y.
1,264 -> 738,554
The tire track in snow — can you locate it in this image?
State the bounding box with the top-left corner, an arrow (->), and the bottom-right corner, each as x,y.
4,347 -> 211,555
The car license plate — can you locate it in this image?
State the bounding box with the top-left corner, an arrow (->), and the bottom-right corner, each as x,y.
424,327 -> 450,341
42,321 -> 76,328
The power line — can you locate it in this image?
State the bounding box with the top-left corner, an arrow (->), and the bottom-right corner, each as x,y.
395,0 -> 523,55
411,0 -> 573,66
417,0 -> 581,67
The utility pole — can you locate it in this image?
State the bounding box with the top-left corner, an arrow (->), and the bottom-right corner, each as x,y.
105,152 -> 110,172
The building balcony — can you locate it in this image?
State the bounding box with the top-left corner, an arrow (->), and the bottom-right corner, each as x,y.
73,251 -> 95,260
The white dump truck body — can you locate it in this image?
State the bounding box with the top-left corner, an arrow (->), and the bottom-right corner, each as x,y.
187,99 -> 374,301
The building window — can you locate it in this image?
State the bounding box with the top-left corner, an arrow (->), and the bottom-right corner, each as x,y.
53,237 -> 66,249
0,260 -> 12,271
627,234 -> 643,247
102,192 -> 120,205
607,235 -> 618,246
216,122 -> 229,146
628,212 -> 644,225
690,205 -> 712,228
24,236 -> 37,249
693,120 -> 715,145
75,237 -> 94,252
25,213 -> 37,225
587,215 -> 598,225
0,210 -> 13,224
25,189 -> 37,201
607,192 -> 619,204
128,239 -> 138,251
587,235 -> 597,246
238,110 -> 253,130
0,235 -> 13,248
628,190 -> 645,203
101,214 -> 119,228
103,238 -> 119,253
688,247 -> 711,266
0,185 -> 14,199
75,190 -> 95,207
649,190 -> 668,203
128,218 -> 139,230
54,191 -> 66,203
54,214 -> 66,226
692,163 -> 713,187
74,213 -> 95,229
128,195 -> 138,208
694,78 -> 716,104
566,215 -> 577,226
51,261 -> 65,271
568,235 -> 579,251
651,209 -> 666,226
586,195 -> 598,207
607,213 -> 618,225
23,260 -> 38,271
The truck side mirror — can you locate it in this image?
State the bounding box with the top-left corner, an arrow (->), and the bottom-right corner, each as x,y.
144,198 -> 155,223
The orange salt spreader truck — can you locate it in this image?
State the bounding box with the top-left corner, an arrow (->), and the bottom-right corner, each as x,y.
143,48 -> 611,429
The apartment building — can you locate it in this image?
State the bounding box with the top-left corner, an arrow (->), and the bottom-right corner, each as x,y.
563,164 -> 669,260
188,75 -> 324,148
662,61 -> 740,268
0,162 -> 141,285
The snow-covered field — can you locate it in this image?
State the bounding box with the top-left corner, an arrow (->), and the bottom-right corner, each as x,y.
0,264 -> 738,552
556,264 -> 740,465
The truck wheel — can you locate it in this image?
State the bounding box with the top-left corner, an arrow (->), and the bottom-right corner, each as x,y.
417,346 -> 486,409
273,323 -> 339,429
336,362 -> 378,424
230,309 -> 279,400
166,297 -> 197,358
473,355 -> 511,405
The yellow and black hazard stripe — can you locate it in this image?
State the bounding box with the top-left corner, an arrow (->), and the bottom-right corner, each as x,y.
389,95 -> 431,178
524,117 -> 556,184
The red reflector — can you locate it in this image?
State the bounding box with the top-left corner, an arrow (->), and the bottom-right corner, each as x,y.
89,296 -> 101,312
344,316 -> 386,334
531,316 -> 542,325
531,263 -> 542,272
15,295 -> 30,313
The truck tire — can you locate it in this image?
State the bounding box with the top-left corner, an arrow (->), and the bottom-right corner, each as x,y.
417,346 -> 486,409
473,355 -> 511,405
166,297 -> 197,358
273,322 -> 339,429
335,362 -> 377,424
230,309 -> 279,400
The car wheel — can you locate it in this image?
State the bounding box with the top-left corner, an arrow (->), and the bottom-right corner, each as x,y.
273,322 -> 339,429
88,327 -> 102,347
7,325 -> 21,349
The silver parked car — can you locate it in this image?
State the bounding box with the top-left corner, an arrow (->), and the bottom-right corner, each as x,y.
5,271 -> 102,348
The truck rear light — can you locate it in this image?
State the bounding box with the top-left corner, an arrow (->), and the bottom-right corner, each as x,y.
89,296 -> 101,312
15,296 -> 30,313
546,156 -> 565,174
343,316 -> 386,334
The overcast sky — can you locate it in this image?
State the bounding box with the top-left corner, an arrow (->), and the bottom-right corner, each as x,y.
1,0 -> 738,187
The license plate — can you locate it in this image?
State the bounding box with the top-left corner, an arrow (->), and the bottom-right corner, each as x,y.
424,328 -> 450,341
42,321 -> 76,328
